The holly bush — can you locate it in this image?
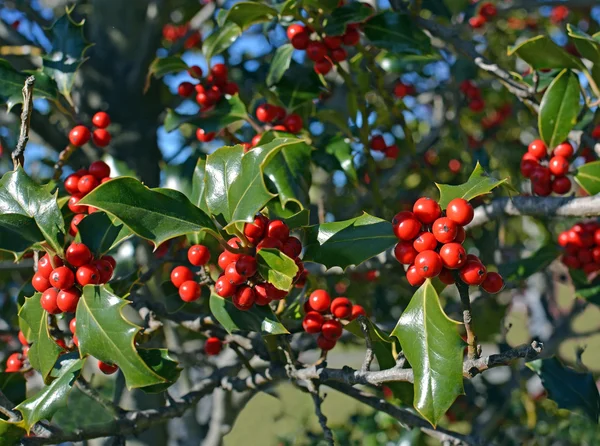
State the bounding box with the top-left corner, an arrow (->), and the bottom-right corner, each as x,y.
1,1 -> 600,445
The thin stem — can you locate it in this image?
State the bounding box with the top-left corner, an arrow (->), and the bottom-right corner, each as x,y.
310,386 -> 334,446
357,315 -> 374,372
453,273 -> 478,359
12,75 -> 35,169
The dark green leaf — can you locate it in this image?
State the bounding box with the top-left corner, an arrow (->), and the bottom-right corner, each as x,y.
145,56 -> 188,91
16,353 -> 85,431
164,94 -> 247,133
569,269 -> 600,305
138,349 -> 181,393
203,22 -> 242,61
75,212 -> 132,257
528,357 -> 600,423
324,136 -> 357,185
303,213 -> 396,270
323,3 -> 373,36
190,158 -> 209,213
0,61 -> 58,110
0,419 -> 26,445
222,2 -> 278,30
0,372 -> 26,405
436,162 -> 508,209
79,177 -> 216,248
507,36 -> 584,70
301,0 -> 339,13
575,160 -> 600,196
499,244 -> 561,282
391,281 -> 464,426
18,293 -> 64,382
0,167 -> 65,257
76,286 -> 166,389
363,12 -> 432,55
267,44 -> 295,87
256,248 -> 298,291
209,293 -> 289,335
538,70 -> 581,149
566,25 -> 600,64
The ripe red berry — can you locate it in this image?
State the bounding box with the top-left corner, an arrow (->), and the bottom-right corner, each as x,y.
342,28 -> 360,46
331,47 -> 347,62
283,114 -> 303,133
306,41 -> 327,61
196,128 -> 216,142
350,304 -> 366,320
330,297 -> 352,319
413,232 -> 438,252
432,217 -> 458,243
171,266 -> 194,288
528,139 -> 547,159
38,254 -> 63,278
211,63 -> 228,79
92,112 -> 111,129
322,319 -> 343,341
57,287 -> 81,313
446,198 -> 474,226
314,58 -> 333,75
224,82 -> 239,96
235,255 -> 258,278
5,353 -> 23,372
77,175 -> 99,195
69,125 -> 91,146
218,251 -> 236,270
438,268 -> 455,285
253,283 -> 272,305
41,288 -> 61,314
287,24 -> 306,40
92,129 -> 111,147
102,255 -> 117,270
18,331 -> 27,346
520,153 -> 539,178
244,214 -> 267,240
88,161 -> 110,180
459,260 -> 487,285
317,334 -> 336,351
413,197 -> 442,224
188,245 -> 211,266
205,337 -> 222,355
394,241 -> 418,265
256,104 -> 275,123
291,31 -> 310,50
76,264 -> 101,286
64,174 -> 81,194
469,15 -> 486,28
282,237 -> 302,258
553,141 -> 574,158
225,262 -> 246,285
98,361 -> 118,375
178,81 -> 195,97
188,65 -> 203,78
323,36 -> 342,49
549,155 -> 569,177
179,280 -> 201,302
481,272 -> 504,293
308,289 -> 331,313
267,220 -> 290,241
385,144 -> 399,159
66,243 -> 92,267
562,254 -> 581,269
454,225 -> 466,244
370,135 -> 386,152
479,2 -> 497,18
69,318 -> 77,334
439,243 -> 467,269
392,211 -> 422,241
93,259 -> 114,283
49,266 -> 75,290
302,311 -> 324,333
32,272 -> 51,292
552,176 -> 571,194
257,237 -> 284,251
414,250 -> 443,278
407,264 -> 426,285
215,275 -> 237,298
233,285 -> 255,311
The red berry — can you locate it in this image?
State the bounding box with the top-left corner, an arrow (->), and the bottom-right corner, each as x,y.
41,288 -> 61,314
394,241 -> 418,265
171,266 -> 194,288
413,232 -> 438,252
392,211 -> 422,241
323,36 -> 342,49
66,243 -> 92,267
215,275 -> 237,297
551,176 -> 571,194
92,112 -> 111,129
317,334 -> 336,351
68,195 -> 87,214
57,287 -> 81,313
481,272 -> 504,293
413,197 -> 442,224
218,251 -> 237,270
253,283 -> 272,305
225,262 -> 246,285
350,304 -> 366,320
407,263 -> 427,285
98,361 -> 118,375
322,319 -> 343,341
553,141 -> 574,158
179,280 -> 201,302
267,220 -> 289,241
330,297 -> 352,319
18,331 -> 27,346
64,174 -> 81,194
196,128 -> 216,142
233,285 -> 255,310
287,24 -> 306,41
439,268 -> 455,285
283,114 -> 303,133
235,255 -> 257,277
38,254 -> 63,278
439,243 -> 467,269
256,104 -> 275,123
562,254 -> 581,269
549,156 -> 569,177
528,139 -> 547,159
69,318 -> 77,334
88,161 -> 110,180
342,28 -> 360,46
282,237 -> 302,258
244,214 -> 268,239
205,337 -> 222,355
102,255 -> 117,269
432,217 -> 459,243
224,82 -> 239,96
32,272 -> 51,292
257,237 -> 283,251
479,2 -> 497,18
211,63 -> 228,79
469,15 -> 486,28
385,144 -> 399,159
76,264 -> 101,286
291,32 -> 310,50
188,65 -> 203,78
454,226 -> 466,244
331,47 -> 347,62
49,266 -> 75,290
459,260 -> 487,285
6,353 -> 23,372
178,81 -> 195,97
308,289 -> 331,313
77,175 -> 99,195
446,198 -> 474,226
520,154 -> 539,178
93,259 -> 113,283
302,311 -> 324,333
69,125 -> 91,146
414,250 -> 443,278
188,245 -> 211,266
314,58 -> 333,75
370,135 -> 386,152
92,129 -> 111,147
306,41 -> 327,61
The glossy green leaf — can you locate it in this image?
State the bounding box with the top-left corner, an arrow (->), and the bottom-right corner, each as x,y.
145,56 -> 188,91
569,269 -> 600,306
222,2 -> 278,30
138,349 -> 181,393
0,372 -> 26,405
164,94 -> 247,133
18,293 -> 64,382
566,25 -> 600,64
79,177 -> 215,248
75,212 -> 132,257
16,353 -> 85,432
528,357 -> 600,422
575,160 -> 600,196
323,3 -> 373,36
538,70 -> 581,149
203,22 -> 242,61
190,158 -> 209,213
436,162 -> 508,209
499,244 -> 561,282
363,12 -> 432,55
76,286 -> 166,389
391,280 -> 464,426
0,167 -> 65,257
303,213 -> 396,270
301,0 -> 338,12
507,36 -> 584,70
324,136 -> 357,185
256,248 -> 298,291
267,44 -> 295,87
0,61 -> 58,110
205,138 -> 302,230
0,420 -> 26,446
209,293 -> 289,335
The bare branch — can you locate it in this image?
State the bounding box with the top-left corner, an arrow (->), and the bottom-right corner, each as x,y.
463,341 -> 543,378
12,75 -> 35,169
454,275 -> 479,360
357,315 -> 375,372
310,386 -> 334,446
75,377 -> 125,418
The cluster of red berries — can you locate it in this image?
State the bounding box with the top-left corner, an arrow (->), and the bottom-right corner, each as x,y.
68,112 -> 111,148
65,160 -> 112,220
392,197 -> 504,293
162,22 -> 202,49
558,221 -> 600,275
370,135 -> 399,160
520,139 -> 573,196
469,2 -> 497,29
394,81 -> 416,99
460,80 -> 484,113
286,22 -> 361,75
302,290 -> 366,351
254,103 -> 303,134
177,63 -> 239,143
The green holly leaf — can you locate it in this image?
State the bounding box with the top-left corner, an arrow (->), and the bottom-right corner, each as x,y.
222,2 -> 278,30
575,160 -> 600,196
137,349 -> 181,394
78,177 -> 216,249
303,213 -> 396,270
0,419 -> 26,446
18,293 -> 64,383
256,248 -> 298,291
16,353 -> 85,432
267,44 -> 295,87
203,22 -> 242,61
76,286 -> 166,389
569,269 -> 600,306
528,357 -> 600,423
363,12 -> 432,55
0,167 -> 65,258
436,162 -> 508,209
507,35 -> 584,70
323,135 -> 358,185
323,3 -> 373,36
538,70 -> 581,149
391,280 -> 465,426
301,0 -> 338,13
205,138 -> 302,230
75,212 -> 132,257
566,25 -> 600,64
190,158 -> 209,213
499,244 -> 561,283
145,56 -> 188,92
0,372 -> 26,406
209,293 -> 289,335
164,94 -> 247,133
0,61 -> 58,110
